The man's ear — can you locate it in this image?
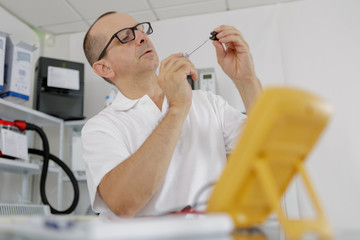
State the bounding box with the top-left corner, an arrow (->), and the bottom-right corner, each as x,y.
93,60 -> 115,79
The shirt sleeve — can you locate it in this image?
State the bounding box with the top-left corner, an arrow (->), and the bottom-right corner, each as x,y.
204,91 -> 247,154
81,114 -> 130,212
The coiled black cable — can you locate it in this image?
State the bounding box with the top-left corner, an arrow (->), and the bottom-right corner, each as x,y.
25,122 -> 79,214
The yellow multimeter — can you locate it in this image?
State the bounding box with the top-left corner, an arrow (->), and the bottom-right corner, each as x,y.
207,87 -> 333,239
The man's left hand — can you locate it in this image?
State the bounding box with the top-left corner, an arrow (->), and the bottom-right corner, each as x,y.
212,25 -> 257,85
212,25 -> 262,111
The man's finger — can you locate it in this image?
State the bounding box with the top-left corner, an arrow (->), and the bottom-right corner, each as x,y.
213,40 -> 226,60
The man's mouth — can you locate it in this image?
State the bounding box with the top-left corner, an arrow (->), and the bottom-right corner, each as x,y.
141,49 -> 153,57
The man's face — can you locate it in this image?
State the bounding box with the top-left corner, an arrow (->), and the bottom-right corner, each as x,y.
94,13 -> 159,79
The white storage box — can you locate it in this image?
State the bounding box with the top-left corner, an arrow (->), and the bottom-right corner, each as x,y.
0,37 -> 36,103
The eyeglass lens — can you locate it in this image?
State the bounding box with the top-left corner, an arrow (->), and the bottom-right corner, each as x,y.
117,23 -> 152,43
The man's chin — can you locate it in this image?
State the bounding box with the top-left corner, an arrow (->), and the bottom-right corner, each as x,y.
140,61 -> 159,73
141,56 -> 159,68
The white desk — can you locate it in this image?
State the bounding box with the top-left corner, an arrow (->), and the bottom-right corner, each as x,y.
0,214 -> 359,239
0,213 -> 234,240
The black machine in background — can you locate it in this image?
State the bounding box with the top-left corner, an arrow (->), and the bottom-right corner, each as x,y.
34,57 -> 85,120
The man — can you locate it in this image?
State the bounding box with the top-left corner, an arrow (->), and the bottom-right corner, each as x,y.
82,11 -> 262,217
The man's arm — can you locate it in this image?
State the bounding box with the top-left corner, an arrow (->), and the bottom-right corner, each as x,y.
98,54 -> 198,216
212,25 -> 262,112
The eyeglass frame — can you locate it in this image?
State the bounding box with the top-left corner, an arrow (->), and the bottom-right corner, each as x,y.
97,22 -> 153,61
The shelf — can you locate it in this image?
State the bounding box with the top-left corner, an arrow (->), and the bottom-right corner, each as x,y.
64,119 -> 87,132
0,98 -> 63,126
0,99 -> 64,209
63,171 -> 87,182
0,158 -> 38,174
0,157 -> 60,175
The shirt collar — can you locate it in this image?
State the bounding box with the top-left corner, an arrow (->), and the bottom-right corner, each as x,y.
111,90 -> 168,112
111,90 -> 141,111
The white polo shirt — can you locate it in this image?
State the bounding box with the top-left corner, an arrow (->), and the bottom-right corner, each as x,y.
82,90 -> 247,217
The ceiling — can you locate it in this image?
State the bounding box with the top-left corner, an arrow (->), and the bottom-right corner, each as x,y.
0,0 -> 298,35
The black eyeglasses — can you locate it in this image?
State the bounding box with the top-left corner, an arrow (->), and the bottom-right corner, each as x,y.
97,22 -> 153,61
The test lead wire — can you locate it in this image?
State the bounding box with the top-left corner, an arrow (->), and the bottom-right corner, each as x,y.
184,31 -> 218,58
184,38 -> 210,58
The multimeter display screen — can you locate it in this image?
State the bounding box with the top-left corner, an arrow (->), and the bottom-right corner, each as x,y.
203,74 -> 212,79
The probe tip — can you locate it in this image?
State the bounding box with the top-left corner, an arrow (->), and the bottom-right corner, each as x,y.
210,31 -> 219,41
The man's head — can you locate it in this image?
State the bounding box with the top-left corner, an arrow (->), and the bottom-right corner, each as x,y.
83,12 -> 159,85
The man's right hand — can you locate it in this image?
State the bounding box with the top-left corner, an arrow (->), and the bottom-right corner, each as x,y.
158,53 -> 198,116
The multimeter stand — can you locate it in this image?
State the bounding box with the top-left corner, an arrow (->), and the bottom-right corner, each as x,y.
207,87 -> 333,239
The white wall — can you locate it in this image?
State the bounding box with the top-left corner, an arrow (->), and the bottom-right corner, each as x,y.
150,5 -> 284,111
44,5 -> 283,119
278,0 -> 360,231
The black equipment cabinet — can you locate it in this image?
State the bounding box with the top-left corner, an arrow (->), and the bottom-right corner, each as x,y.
33,57 -> 85,120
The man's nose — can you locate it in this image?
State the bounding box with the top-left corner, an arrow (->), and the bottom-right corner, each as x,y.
134,30 -> 148,45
